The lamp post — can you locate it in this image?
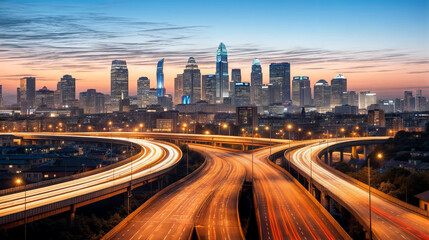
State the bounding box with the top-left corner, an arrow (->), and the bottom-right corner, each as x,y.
265,126 -> 271,156
223,123 -> 230,136
341,127 -> 345,138
16,178 -> 26,240
287,124 -> 293,171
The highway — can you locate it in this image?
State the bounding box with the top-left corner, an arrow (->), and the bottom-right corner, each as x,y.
0,134 -> 181,222
108,145 -> 246,240
248,143 -> 345,240
291,140 -> 429,240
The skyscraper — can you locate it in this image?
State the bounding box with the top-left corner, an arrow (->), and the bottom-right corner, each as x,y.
330,74 -> 347,108
157,59 -> 165,97
79,89 -> 105,114
342,91 -> 358,107
269,62 -> 291,103
137,77 -> 150,108
35,86 -> 54,109
183,57 -> 201,104
215,42 -> 229,103
110,60 -> 128,112
251,58 -> 263,105
57,74 -> 76,107
174,74 -> 183,105
292,76 -> 311,107
230,69 -> 241,99
19,77 -> 36,113
313,79 -> 331,113
404,91 -> 415,112
234,82 -> 251,106
203,74 -> 216,104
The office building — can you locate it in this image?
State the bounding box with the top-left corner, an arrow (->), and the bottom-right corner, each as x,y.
342,91 -> 358,107
35,86 -> 55,109
0,85 -> 2,107
110,60 -> 128,112
157,59 -> 165,97
269,62 -> 291,102
79,89 -> 105,114
292,76 -> 311,107
148,88 -> 158,105
183,57 -> 201,104
251,58 -> 263,105
230,69 -> 241,98
174,74 -> 183,105
313,79 -> 331,113
57,74 -> 76,107
137,77 -> 150,108
416,96 -> 427,111
378,99 -> 395,113
368,109 -> 386,127
234,82 -> 251,106
215,42 -> 229,103
330,74 -> 347,108
19,77 -> 36,114
236,106 -> 258,129
404,91 -> 415,112
203,74 -> 216,104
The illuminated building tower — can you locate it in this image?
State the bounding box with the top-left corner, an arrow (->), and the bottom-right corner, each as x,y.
314,79 -> 331,113
215,42 -> 229,103
330,74 -> 347,108
183,57 -> 201,103
251,58 -> 263,105
157,59 -> 165,97
292,76 -> 311,107
137,77 -> 150,108
269,62 -> 291,102
57,74 -> 76,107
19,77 -> 36,114
110,60 -> 128,112
203,74 -> 216,104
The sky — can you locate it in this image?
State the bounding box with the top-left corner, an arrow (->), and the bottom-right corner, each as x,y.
0,0 -> 428,104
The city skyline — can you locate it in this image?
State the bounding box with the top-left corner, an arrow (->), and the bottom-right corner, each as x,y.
0,0 -> 428,103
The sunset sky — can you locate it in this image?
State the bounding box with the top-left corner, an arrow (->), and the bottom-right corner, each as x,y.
1,0 -> 428,104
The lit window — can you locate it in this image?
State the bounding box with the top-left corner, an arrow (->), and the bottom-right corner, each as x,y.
53,174 -> 56,177
16,171 -> 21,174
44,174 -> 49,178
9,165 -> 13,168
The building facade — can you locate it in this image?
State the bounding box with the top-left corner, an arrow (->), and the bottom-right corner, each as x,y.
215,43 -> 229,103
234,82 -> 251,106
157,59 -> 165,97
292,76 -> 311,107
314,79 -> 331,113
137,77 -> 150,108
203,74 -> 216,104
174,74 -> 184,105
269,62 -> 291,103
110,60 -> 128,112
330,74 -> 347,108
20,77 -> 36,114
182,57 -> 201,104
251,58 -> 263,105
79,89 -> 105,114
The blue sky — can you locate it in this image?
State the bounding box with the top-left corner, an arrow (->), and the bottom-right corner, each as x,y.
0,0 -> 428,101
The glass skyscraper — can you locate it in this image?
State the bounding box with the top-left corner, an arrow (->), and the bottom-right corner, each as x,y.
251,58 -> 263,105
203,74 -> 216,104
157,58 -> 165,97
292,76 -> 311,107
110,60 -> 128,112
215,42 -> 229,103
183,57 -> 201,104
230,69 -> 241,99
330,74 -> 347,108
137,77 -> 150,108
314,79 -> 331,113
57,74 -> 76,107
269,62 -> 291,103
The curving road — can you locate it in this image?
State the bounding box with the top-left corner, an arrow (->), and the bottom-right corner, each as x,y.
291,140 -> 429,240
0,134 -> 181,222
108,145 -> 246,240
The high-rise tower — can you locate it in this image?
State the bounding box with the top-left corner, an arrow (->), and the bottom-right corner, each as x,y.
57,74 -> 76,107
19,77 -> 36,114
157,59 -> 165,97
110,60 -> 128,112
215,43 -> 229,103
330,74 -> 347,108
137,77 -> 150,108
314,79 -> 331,113
269,62 -> 291,103
183,57 -> 201,104
251,58 -> 263,105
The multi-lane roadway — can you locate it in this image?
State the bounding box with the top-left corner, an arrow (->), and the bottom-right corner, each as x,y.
291,141 -> 429,239
0,134 -> 181,224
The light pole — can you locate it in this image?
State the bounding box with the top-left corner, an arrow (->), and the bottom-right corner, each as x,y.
223,123 -> 230,136
265,126 -> 271,156
16,178 -> 26,240
287,124 -> 293,172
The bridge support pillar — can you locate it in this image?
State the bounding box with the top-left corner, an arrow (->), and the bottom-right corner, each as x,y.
364,145 -> 368,162
124,186 -> 132,215
340,150 -> 344,162
329,151 -> 333,166
68,204 -> 76,227
321,192 -> 329,210
157,178 -> 163,191
351,146 -> 357,159
324,152 -> 329,164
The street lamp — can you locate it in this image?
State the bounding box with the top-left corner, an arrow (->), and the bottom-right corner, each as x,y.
287,124 -> 293,171
16,178 -> 27,240
265,126 -> 271,155
341,128 -> 345,138
223,123 -> 230,136
182,123 -> 189,175
308,131 -> 312,140
139,123 -> 144,132
205,130 -> 210,135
